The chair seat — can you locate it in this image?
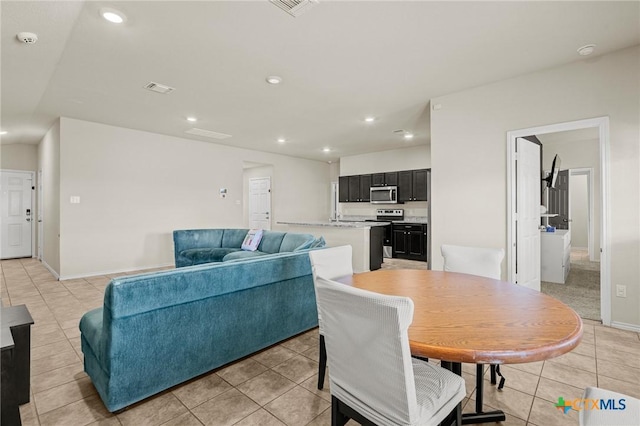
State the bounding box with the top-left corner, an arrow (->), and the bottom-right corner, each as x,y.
413,359 -> 466,425
331,357 -> 465,426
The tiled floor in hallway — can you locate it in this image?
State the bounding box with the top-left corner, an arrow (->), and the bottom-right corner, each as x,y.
2,257 -> 639,426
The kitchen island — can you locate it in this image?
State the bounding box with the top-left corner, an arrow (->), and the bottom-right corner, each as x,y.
277,221 -> 389,272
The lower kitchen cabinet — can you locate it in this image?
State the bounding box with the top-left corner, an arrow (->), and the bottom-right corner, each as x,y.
392,223 -> 428,261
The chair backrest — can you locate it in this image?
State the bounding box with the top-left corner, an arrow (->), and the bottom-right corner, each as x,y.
314,275 -> 418,425
308,245 -> 353,280
441,244 -> 505,280
308,246 -> 353,335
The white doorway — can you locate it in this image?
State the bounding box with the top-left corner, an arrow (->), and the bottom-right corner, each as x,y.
248,177 -> 271,230
507,117 -> 611,325
1,170 -> 35,259
514,137 -> 542,291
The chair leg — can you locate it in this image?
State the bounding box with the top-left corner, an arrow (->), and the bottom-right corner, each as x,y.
318,334 -> 327,390
331,396 -> 349,426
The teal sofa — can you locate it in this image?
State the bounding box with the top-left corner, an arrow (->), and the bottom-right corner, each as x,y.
173,228 -> 320,267
79,248 -> 323,412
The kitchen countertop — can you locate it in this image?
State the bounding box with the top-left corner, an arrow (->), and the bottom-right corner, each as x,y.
277,220 -> 391,228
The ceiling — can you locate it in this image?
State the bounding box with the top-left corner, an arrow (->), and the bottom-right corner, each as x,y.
2,1 -> 639,162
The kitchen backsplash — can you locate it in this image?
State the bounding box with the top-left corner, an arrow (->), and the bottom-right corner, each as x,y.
339,201 -> 428,222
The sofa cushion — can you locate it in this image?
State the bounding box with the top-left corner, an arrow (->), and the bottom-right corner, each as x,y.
222,250 -> 269,261
180,248 -> 240,264
258,231 -> 286,254
222,229 -> 248,248
280,233 -> 316,252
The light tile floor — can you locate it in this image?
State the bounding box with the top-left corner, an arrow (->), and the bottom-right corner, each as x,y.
2,257 -> 639,426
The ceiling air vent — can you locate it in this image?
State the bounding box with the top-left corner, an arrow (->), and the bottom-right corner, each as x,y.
185,128 -> 232,140
270,0 -> 319,17
143,82 -> 175,94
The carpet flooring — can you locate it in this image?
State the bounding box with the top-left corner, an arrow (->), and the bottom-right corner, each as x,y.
541,252 -> 601,321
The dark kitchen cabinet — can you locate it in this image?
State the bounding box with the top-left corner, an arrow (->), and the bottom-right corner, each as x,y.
338,176 -> 350,202
371,172 -> 398,187
369,226 -> 384,271
359,174 -> 371,202
348,175 -> 361,201
392,223 -> 428,261
398,171 -> 413,202
398,169 -> 429,202
338,174 -> 370,202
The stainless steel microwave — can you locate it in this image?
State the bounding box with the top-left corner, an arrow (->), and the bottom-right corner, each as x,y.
370,186 -> 397,204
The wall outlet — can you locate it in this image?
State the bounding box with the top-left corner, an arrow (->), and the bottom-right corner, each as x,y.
616,285 -> 627,298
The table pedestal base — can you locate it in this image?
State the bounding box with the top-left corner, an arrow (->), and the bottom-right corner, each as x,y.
441,361 -> 506,425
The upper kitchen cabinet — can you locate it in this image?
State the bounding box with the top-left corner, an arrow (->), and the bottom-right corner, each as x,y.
398,169 -> 429,202
338,174 -> 371,202
338,176 -> 350,202
371,172 -> 398,187
359,174 -> 371,202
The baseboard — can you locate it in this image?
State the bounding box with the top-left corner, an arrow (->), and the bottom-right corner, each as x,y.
58,262 -> 175,281
41,261 -> 60,280
610,321 -> 640,333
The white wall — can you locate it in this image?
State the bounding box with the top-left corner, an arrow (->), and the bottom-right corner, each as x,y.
570,174 -> 589,249
37,120 -> 61,275
340,145 -> 430,175
1,144 -> 38,171
57,118 -> 330,278
430,46 -> 640,327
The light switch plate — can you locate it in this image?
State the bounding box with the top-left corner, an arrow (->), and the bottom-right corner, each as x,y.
70,196 -> 81,204
616,285 -> 627,298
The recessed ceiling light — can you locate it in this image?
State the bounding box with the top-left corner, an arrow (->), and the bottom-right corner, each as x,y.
404,133 -> 414,140
0,131 -> 7,135
364,116 -> 376,123
577,44 -> 596,56
277,138 -> 286,143
323,147 -> 331,153
100,8 -> 127,24
266,76 -> 282,85
186,117 -> 197,122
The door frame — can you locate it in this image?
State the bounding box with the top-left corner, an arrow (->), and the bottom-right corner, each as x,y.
569,168 -> 595,261
0,169 -> 36,259
507,116 -> 610,325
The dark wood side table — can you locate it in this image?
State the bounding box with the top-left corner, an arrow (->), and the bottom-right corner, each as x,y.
1,304 -> 35,426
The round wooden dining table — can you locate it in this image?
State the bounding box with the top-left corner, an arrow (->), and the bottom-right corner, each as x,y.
336,269 -> 583,424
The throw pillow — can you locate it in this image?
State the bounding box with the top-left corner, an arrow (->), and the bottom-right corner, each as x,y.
241,229 -> 263,251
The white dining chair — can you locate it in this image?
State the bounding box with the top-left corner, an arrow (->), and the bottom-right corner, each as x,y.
580,387 -> 640,426
441,244 -> 506,391
308,245 -> 353,390
314,275 -> 466,425
441,244 -> 505,280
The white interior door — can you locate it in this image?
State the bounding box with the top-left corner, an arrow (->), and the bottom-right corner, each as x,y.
1,170 -> 34,259
516,138 -> 541,291
249,177 -> 271,230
